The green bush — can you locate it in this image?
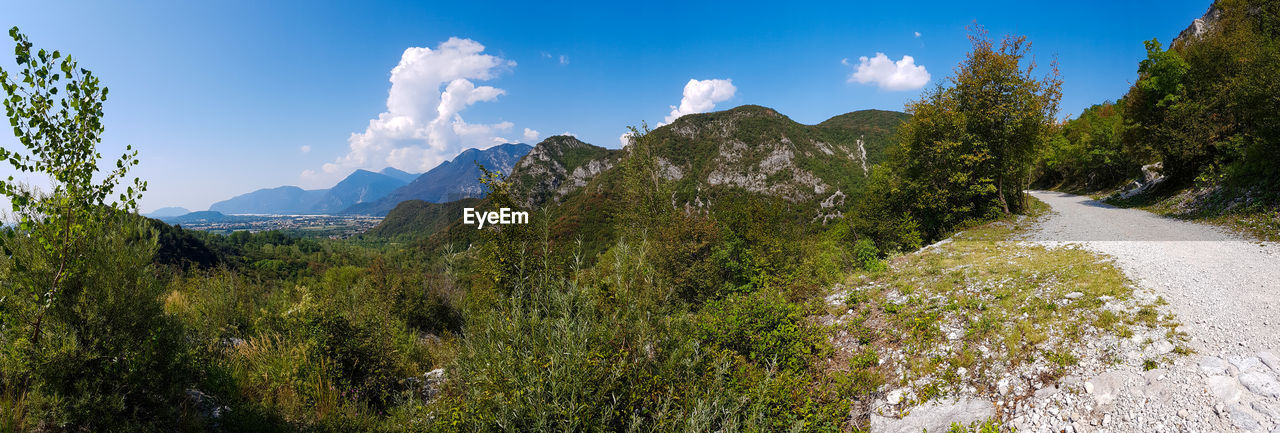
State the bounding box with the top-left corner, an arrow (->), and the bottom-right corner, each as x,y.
695,290 -> 828,373
852,239 -> 887,272
1,219 -> 194,431
652,211 -> 723,303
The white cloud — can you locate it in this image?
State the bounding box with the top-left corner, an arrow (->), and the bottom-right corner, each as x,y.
300,145 -> 311,153
303,37 -> 520,186
558,131 -> 576,137
914,31 -> 922,38
522,128 -> 540,143
619,131 -> 634,147
559,54 -> 569,65
847,53 -> 930,91
841,57 -> 850,66
662,78 -> 737,125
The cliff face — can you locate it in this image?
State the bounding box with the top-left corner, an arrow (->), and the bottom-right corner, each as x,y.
1172,3 -> 1223,50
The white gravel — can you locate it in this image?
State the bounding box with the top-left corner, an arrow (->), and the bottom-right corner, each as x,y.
1016,190 -> 1280,432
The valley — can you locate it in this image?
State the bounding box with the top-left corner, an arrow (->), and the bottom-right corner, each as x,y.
160,212 -> 383,238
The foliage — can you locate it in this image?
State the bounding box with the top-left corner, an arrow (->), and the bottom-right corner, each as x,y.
0,28 -> 195,432
1123,39 -> 1200,181
433,234 -> 851,432
474,163 -> 543,297
1122,0 -> 1280,186
950,26 -> 1062,214
853,26 -> 1061,249
852,238 -> 886,272
1037,102 -> 1145,191
1,218 -> 193,431
695,290 -> 829,373
0,27 -> 149,347
365,198 -> 484,239
651,210 -> 722,303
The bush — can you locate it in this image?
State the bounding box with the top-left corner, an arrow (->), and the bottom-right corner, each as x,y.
695,290 -> 828,373
0,218 -> 193,431
852,239 -> 887,272
847,166 -> 924,253
652,211 -> 722,303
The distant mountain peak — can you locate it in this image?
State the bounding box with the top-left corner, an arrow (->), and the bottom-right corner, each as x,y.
339,143 -> 534,215
143,206 -> 191,218
309,169 -> 407,213
378,167 -> 420,183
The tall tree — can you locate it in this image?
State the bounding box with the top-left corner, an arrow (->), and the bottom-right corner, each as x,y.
870,26 -> 1061,246
951,26 -> 1062,214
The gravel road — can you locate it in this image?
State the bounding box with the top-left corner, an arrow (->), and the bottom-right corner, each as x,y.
1017,190 -> 1280,432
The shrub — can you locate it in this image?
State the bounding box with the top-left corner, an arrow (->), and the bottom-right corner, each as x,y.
652,211 -> 722,303
695,290 -> 828,373
852,238 -> 887,272
0,218 -> 193,431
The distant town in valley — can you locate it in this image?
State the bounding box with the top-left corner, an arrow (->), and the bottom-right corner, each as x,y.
160,213 -> 383,238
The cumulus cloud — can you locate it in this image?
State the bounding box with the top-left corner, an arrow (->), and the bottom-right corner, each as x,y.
300,145 -> 311,153
662,78 -> 737,125
303,37 -> 520,185
522,128 -> 540,143
914,31 -> 922,38
847,53 -> 930,91
619,131 -> 634,147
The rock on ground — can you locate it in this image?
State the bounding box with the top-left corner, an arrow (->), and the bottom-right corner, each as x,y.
870,398 -> 995,433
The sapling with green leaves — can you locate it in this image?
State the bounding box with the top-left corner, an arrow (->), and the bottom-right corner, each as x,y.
0,26 -> 146,344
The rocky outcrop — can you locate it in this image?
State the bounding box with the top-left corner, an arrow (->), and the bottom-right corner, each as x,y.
1114,162 -> 1165,199
1173,4 -> 1222,49
870,398 -> 996,433
705,142 -> 830,202
510,135 -> 621,208
813,190 -> 846,224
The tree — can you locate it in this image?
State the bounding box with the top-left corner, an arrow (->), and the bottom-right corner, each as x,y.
1123,39 -> 1200,180
0,27 -> 146,345
1038,101 -> 1144,190
867,26 -> 1061,245
1123,0 -> 1280,185
950,26 -> 1062,214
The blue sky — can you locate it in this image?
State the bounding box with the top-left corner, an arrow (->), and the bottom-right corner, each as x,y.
0,0 -> 1211,212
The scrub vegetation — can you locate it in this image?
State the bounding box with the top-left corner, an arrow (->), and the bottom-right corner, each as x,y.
3,0 -> 1267,428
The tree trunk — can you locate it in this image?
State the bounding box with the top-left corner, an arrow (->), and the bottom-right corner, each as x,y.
997,175 -> 1011,215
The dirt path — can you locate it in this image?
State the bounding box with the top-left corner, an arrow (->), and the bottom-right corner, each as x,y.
1019,190 -> 1280,432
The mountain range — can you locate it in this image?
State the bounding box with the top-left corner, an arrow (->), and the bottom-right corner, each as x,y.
343,143 -> 532,216
144,206 -> 191,218
200,144 -> 532,216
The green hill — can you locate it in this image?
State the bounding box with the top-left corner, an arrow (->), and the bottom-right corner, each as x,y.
365,198 -> 485,239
